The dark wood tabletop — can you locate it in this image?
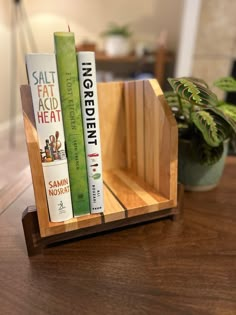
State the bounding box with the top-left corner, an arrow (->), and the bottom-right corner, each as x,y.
0,158 -> 236,315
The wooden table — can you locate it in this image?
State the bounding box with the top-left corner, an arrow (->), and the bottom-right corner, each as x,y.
0,158 -> 236,314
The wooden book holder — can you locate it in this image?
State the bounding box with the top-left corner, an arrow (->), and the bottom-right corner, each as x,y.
21,79 -> 180,255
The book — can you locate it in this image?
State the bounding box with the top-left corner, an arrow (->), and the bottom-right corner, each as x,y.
25,53 -> 73,222
54,32 -> 90,216
77,52 -> 104,214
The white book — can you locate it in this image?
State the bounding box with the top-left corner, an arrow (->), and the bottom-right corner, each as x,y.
26,53 -> 73,222
77,51 -> 104,214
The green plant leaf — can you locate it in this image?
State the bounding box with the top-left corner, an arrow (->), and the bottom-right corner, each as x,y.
164,91 -> 191,108
214,77 -> 236,92
191,110 -> 230,147
164,91 -> 191,121
207,106 -> 236,134
178,123 -> 189,129
186,77 -> 209,88
216,100 -> 227,106
168,77 -> 218,107
192,138 -> 224,165
164,91 -> 180,107
179,78 -> 202,103
101,22 -> 132,37
218,103 -> 236,121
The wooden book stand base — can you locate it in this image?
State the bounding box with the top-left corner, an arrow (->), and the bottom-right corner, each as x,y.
22,184 -> 183,256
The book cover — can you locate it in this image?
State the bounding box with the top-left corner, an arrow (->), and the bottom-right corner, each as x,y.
25,53 -> 73,222
54,32 -> 90,216
77,52 -> 104,214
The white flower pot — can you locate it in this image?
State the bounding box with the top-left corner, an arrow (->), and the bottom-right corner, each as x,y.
104,35 -> 131,57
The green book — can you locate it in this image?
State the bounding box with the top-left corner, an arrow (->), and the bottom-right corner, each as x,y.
54,32 -> 90,216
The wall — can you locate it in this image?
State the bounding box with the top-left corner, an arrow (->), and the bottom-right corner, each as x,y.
192,0 -> 236,97
0,0 -> 11,129
0,0 -> 184,127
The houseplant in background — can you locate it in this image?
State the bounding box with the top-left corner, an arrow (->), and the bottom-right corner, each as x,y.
101,22 -> 132,57
165,76 -> 236,191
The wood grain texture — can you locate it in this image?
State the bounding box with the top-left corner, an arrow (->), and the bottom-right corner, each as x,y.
144,80 -> 161,191
124,81 -> 137,173
103,169 -> 174,217
0,159 -> 235,315
0,116 -> 28,191
148,80 -> 178,201
143,80 -> 155,187
47,213 -> 102,237
0,166 -> 31,213
135,80 -> 145,180
97,81 -> 127,171
103,184 -> 126,222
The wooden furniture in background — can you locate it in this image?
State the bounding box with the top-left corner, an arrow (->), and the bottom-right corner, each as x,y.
76,48 -> 174,88
20,79 -> 177,242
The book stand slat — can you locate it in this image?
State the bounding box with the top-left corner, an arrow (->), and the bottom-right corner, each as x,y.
20,79 -> 180,256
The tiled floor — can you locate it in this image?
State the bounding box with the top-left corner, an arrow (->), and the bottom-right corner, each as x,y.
0,119 -> 29,191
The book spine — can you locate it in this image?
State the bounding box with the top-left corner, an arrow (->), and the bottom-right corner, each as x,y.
54,32 -> 90,216
77,52 -> 104,214
25,53 -> 73,222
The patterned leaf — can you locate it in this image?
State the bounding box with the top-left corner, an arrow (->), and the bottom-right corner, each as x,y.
178,123 -> 189,129
179,78 -> 202,103
168,77 -> 218,107
164,91 -> 180,108
185,77 -> 209,88
218,103 -> 236,121
208,106 -> 236,134
164,91 -> 190,122
192,138 -> 224,165
191,110 -> 230,147
214,77 -> 236,92
164,91 -> 191,109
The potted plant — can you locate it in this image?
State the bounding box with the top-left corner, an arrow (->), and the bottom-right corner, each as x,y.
165,76 -> 236,191
101,22 -> 132,57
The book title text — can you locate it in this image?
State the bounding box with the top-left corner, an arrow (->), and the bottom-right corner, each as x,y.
32,71 -> 62,124
81,63 -> 98,146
